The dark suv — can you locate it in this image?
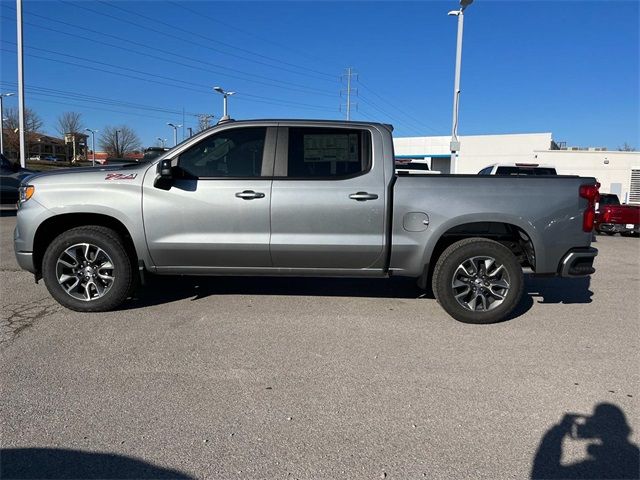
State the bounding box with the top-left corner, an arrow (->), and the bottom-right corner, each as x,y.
1,154 -> 34,204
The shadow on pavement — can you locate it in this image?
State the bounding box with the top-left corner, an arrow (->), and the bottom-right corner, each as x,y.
531,403 -> 639,479
125,273 -> 593,321
0,447 -> 194,479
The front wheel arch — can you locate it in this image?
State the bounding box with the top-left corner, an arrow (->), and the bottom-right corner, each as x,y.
33,213 -> 139,275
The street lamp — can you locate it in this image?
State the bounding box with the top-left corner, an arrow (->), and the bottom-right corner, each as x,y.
85,128 -> 97,166
157,137 -> 166,148
115,129 -> 122,158
0,92 -> 15,156
167,122 -> 182,147
213,86 -> 236,121
448,0 -> 473,174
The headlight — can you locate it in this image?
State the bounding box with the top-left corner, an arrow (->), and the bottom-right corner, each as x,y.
18,185 -> 35,204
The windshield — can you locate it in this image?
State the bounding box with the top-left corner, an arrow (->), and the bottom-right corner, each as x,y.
598,194 -> 620,206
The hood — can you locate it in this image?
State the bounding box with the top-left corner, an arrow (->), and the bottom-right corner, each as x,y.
24,162 -> 149,185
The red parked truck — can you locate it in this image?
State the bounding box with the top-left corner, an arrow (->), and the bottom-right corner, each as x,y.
595,194 -> 640,237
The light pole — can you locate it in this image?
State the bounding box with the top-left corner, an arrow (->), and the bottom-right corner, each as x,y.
157,137 -> 166,148
114,129 -> 122,158
167,122 -> 182,147
85,128 -> 97,166
0,92 -> 15,156
187,127 -> 193,138
213,86 -> 236,121
448,0 -> 473,174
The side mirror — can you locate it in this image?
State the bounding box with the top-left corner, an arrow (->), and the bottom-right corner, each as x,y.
158,159 -> 173,178
154,159 -> 173,190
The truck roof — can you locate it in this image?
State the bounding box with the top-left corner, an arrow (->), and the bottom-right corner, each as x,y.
213,118 -> 394,131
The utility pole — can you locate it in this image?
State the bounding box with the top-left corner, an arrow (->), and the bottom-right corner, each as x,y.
340,67 -> 358,121
0,92 -> 15,156
16,0 -> 27,168
198,114 -> 214,131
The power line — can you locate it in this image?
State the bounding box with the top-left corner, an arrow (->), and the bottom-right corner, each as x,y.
168,1 -> 342,77
61,0 -> 337,87
358,96 -> 426,136
0,10 -> 337,98
358,81 -> 440,134
0,81 -> 200,117
103,0 -> 336,82
1,44 -> 337,112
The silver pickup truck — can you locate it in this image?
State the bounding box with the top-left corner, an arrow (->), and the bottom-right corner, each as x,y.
14,120 -> 599,323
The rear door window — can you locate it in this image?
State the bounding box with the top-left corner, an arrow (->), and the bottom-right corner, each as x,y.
286,127 -> 371,178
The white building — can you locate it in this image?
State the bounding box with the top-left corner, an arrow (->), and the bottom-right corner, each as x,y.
393,133 -> 640,204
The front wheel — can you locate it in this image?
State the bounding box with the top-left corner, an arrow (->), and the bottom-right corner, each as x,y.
42,226 -> 135,312
432,238 -> 524,324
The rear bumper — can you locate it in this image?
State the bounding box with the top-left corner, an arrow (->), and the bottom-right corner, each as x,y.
559,247 -> 598,277
598,223 -> 640,233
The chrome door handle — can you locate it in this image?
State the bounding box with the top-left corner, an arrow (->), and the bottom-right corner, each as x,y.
349,192 -> 378,201
235,190 -> 265,200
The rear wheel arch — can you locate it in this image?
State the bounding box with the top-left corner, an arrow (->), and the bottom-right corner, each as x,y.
418,221 -> 536,289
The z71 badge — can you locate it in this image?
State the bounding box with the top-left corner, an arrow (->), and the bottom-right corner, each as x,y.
105,173 -> 138,181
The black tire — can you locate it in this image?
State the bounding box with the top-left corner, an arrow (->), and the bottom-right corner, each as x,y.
432,237 -> 524,324
42,226 -> 135,312
605,232 -> 616,236
621,232 -> 640,238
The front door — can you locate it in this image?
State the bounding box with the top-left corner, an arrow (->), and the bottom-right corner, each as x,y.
270,126 -> 386,270
143,126 -> 275,269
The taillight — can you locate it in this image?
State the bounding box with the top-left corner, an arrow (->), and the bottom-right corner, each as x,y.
602,208 -> 612,223
579,183 -> 600,232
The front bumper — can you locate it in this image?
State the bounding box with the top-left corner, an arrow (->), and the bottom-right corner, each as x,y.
598,223 -> 640,234
559,247 -> 598,277
15,250 -> 35,273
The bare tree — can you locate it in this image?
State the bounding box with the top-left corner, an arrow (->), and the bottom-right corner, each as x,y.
197,114 -> 214,132
56,111 -> 83,136
3,106 -> 44,159
98,125 -> 142,158
618,142 -> 637,152
56,112 -> 84,162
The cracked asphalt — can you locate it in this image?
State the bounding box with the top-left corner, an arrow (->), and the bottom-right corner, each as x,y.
0,212 -> 638,479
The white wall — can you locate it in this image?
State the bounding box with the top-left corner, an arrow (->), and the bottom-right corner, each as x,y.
533,150 -> 640,203
393,132 -> 640,204
393,133 -> 553,173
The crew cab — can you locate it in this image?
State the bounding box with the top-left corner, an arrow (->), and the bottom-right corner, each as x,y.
14,120 -> 599,324
595,194 -> 640,237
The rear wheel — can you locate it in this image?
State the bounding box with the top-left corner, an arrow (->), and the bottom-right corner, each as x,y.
432,238 -> 524,324
42,226 -> 135,311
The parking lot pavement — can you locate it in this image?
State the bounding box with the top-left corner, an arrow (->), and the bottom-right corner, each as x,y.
0,214 -> 638,479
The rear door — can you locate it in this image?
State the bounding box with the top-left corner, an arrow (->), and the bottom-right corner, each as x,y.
269,125 -> 386,270
142,126 -> 275,269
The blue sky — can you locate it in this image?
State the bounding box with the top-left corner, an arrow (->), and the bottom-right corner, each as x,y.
1,0 -> 638,149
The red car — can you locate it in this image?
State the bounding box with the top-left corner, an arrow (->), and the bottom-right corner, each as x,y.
595,194 -> 640,237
